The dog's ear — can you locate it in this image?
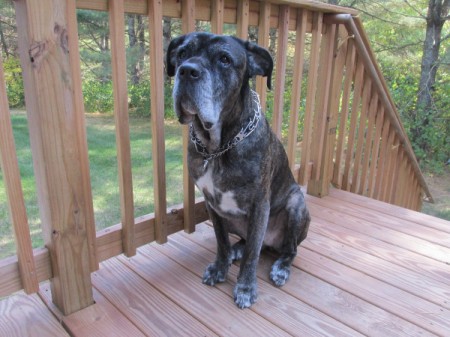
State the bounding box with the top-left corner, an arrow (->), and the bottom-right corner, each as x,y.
245,41 -> 273,90
166,35 -> 186,77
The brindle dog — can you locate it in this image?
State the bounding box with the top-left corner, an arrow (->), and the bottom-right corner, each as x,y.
167,32 -> 310,309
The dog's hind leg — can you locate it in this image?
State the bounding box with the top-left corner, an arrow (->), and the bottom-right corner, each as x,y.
270,191 -> 310,287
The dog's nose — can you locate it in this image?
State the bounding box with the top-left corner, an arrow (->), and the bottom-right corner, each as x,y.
178,63 -> 201,80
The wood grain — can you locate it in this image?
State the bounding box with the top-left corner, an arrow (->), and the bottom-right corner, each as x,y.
255,0 -> 271,109
0,292 -> 69,337
148,0 -> 168,243
109,0 -> 136,257
122,247 -> 291,336
236,0 -> 250,39
156,232 -> 362,337
272,5 -> 290,138
93,259 -> 214,336
0,53 -> 38,294
307,22 -> 337,197
181,0 -> 197,234
298,11 -> 322,185
184,223 -> 433,337
332,38 -> 356,188
286,9 -> 307,173
15,0 -> 94,314
211,0 -> 224,34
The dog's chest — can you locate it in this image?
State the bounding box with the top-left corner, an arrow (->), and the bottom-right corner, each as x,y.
195,167 -> 246,217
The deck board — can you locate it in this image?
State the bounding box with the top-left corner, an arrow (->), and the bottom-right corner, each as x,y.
0,292 -> 69,337
1,189 -> 449,336
157,231 -> 362,337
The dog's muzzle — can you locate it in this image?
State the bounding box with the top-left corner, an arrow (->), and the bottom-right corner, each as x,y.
173,61 -> 217,130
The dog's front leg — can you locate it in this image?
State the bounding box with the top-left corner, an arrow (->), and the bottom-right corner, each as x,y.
234,200 -> 270,309
202,206 -> 231,286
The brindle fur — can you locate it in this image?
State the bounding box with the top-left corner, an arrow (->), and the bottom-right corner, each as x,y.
167,32 -> 310,309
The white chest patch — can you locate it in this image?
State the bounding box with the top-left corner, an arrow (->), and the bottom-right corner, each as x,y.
195,168 -> 245,216
196,168 -> 215,195
220,191 -> 246,215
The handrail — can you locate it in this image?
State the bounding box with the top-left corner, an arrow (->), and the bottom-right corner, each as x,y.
324,14 -> 433,202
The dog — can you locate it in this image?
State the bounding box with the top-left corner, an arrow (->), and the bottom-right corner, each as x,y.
166,32 -> 310,309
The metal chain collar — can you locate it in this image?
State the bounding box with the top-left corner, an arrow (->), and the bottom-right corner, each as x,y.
190,90 -> 262,171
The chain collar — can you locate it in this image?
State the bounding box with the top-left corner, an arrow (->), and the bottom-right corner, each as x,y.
190,90 -> 262,171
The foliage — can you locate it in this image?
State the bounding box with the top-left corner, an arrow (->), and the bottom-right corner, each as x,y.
128,80 -> 151,116
82,80 -> 114,113
327,0 -> 450,170
3,57 -> 24,108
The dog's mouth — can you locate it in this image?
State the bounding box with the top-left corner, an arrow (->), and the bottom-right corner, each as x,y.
176,100 -> 196,124
176,98 -> 215,130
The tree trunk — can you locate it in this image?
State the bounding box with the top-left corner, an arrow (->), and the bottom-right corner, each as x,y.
127,15 -> 140,85
163,17 -> 171,83
0,21 -> 10,58
413,0 -> 449,151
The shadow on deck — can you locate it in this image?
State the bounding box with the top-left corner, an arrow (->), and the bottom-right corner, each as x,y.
1,189 -> 449,337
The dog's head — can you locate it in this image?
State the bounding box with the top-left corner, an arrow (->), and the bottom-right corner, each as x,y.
166,32 -> 273,130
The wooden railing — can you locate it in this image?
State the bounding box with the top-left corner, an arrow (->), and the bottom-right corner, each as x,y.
0,0 -> 432,315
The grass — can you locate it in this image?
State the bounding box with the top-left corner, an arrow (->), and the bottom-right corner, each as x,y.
0,111 -> 186,259
422,169 -> 450,220
1,111 -> 449,260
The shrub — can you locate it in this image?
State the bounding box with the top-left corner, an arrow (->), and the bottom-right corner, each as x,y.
4,57 -> 25,108
82,80 -> 114,113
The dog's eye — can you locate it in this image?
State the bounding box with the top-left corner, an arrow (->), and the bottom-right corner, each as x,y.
219,55 -> 231,66
178,50 -> 187,61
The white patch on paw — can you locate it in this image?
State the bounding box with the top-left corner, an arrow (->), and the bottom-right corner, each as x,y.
270,261 -> 290,287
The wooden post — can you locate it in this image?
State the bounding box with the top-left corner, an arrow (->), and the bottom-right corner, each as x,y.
0,54 -> 39,294
236,0 -> 250,39
148,0 -> 168,243
211,0 -> 224,34
109,0 -> 136,257
298,12 -> 322,186
14,0 -> 95,314
287,9 -> 307,174
307,23 -> 338,198
350,77 -> 371,194
181,0 -> 197,234
359,92 -> 378,195
272,5 -> 289,139
367,106 -> 384,198
255,1 -> 271,110
332,37 -> 356,187
341,59 -> 364,191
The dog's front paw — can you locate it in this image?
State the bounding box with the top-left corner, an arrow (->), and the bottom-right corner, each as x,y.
233,282 -> 257,309
270,259 -> 291,287
202,263 -> 227,286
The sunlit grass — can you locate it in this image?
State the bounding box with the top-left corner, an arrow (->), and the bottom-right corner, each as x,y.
0,111 -> 185,259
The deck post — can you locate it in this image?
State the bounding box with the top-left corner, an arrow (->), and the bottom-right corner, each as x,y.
307,23 -> 339,198
14,0 -> 95,314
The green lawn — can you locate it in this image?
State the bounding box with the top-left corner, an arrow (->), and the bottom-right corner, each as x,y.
0,111 -> 186,259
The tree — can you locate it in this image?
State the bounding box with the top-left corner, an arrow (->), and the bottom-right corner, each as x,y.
327,0 -> 449,165
127,14 -> 146,85
77,10 -> 111,82
413,0 -> 449,153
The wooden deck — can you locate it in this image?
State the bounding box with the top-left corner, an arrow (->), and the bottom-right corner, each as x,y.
1,189 -> 449,337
